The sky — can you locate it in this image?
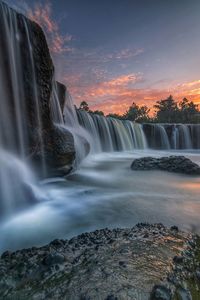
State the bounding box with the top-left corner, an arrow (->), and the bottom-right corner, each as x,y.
6,0 -> 200,115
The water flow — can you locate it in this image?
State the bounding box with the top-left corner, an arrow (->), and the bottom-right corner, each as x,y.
62,90 -> 92,163
178,124 -> 192,149
0,3 -> 46,218
77,110 -> 147,153
144,123 -> 199,150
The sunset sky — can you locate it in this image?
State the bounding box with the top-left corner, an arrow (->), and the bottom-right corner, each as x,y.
6,0 -> 200,115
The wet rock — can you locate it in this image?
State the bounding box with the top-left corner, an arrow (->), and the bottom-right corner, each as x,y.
131,156 -> 200,175
170,226 -> 179,232
105,295 -> 118,300
196,270 -> 200,280
1,251 -> 12,259
150,285 -> 172,300
42,253 -> 65,266
50,239 -> 64,247
176,287 -> 192,300
0,224 -> 199,300
119,261 -> 126,267
173,256 -> 184,264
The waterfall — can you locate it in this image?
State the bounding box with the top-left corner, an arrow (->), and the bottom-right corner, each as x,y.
61,90 -> 92,163
0,2 -> 64,219
178,125 -> 192,149
143,123 -> 200,150
77,110 -> 147,153
150,124 -> 170,150
0,2 -> 37,218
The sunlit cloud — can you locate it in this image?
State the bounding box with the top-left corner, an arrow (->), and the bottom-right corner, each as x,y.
64,74 -> 200,115
28,2 -> 73,54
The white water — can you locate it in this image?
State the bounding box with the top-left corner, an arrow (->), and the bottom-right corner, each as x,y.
77,110 -> 147,153
0,2 -> 41,217
1,149 -> 200,253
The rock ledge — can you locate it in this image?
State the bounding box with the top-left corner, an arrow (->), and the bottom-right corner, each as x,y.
1,224 -> 200,299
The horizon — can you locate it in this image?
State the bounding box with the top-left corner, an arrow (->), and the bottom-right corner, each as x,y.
5,0 -> 200,115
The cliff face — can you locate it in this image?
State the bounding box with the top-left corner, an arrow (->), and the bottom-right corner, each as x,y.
0,1 -> 75,175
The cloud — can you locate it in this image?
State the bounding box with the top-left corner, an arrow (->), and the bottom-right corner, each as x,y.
65,74 -> 200,115
106,48 -> 144,60
27,2 -> 73,54
104,74 -> 143,87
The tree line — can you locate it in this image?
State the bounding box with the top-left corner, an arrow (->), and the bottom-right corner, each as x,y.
78,96 -> 200,123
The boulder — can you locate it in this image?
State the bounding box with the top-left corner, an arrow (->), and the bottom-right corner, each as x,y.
131,156 -> 200,175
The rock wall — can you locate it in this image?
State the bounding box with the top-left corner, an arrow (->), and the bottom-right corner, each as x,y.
0,1 -> 75,175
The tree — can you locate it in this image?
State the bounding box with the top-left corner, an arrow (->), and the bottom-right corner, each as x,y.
92,110 -> 104,116
179,98 -> 199,123
154,95 -> 178,123
79,101 -> 89,112
123,102 -> 150,122
107,113 -> 124,119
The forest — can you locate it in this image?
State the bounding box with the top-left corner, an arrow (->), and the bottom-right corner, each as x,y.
79,95 -> 200,123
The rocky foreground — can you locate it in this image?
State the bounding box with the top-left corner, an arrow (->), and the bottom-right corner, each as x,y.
131,156 -> 200,175
1,224 -> 200,300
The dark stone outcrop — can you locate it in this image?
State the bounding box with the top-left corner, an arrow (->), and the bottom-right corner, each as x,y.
131,156 -> 200,175
56,81 -> 67,114
0,1 -> 75,175
0,224 -> 200,299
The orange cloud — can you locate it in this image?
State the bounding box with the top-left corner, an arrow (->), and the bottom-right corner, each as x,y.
104,74 -> 143,87
28,2 -> 73,54
64,74 -> 200,115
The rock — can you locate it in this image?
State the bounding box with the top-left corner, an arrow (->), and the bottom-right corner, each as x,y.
176,287 -> 192,300
131,156 -> 200,175
150,285 -> 172,300
170,226 -> 179,232
0,224 -> 199,300
1,251 -> 12,259
173,256 -> 184,264
196,270 -> 200,280
42,253 -> 65,266
105,295 -> 118,300
56,81 -> 67,114
0,2 -> 75,175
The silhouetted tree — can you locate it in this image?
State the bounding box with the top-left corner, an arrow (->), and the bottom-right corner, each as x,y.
154,95 -> 178,123
79,101 -> 89,112
92,110 -> 104,116
123,102 -> 150,122
106,113 -> 124,119
179,98 -> 199,123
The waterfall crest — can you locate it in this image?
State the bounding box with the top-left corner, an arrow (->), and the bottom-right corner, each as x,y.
143,123 -> 200,150
77,110 -> 147,153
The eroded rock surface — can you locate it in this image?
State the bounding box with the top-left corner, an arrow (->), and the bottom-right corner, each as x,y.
1,224 -> 200,300
131,156 -> 200,175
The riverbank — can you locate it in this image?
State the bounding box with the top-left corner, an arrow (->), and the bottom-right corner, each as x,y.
1,223 -> 200,300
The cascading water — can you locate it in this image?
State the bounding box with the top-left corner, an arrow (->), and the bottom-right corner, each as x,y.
0,2 -> 40,218
178,124 -> 192,149
77,111 -> 200,152
0,2 -> 62,219
143,123 -> 200,150
77,109 -> 147,152
62,90 -> 92,163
